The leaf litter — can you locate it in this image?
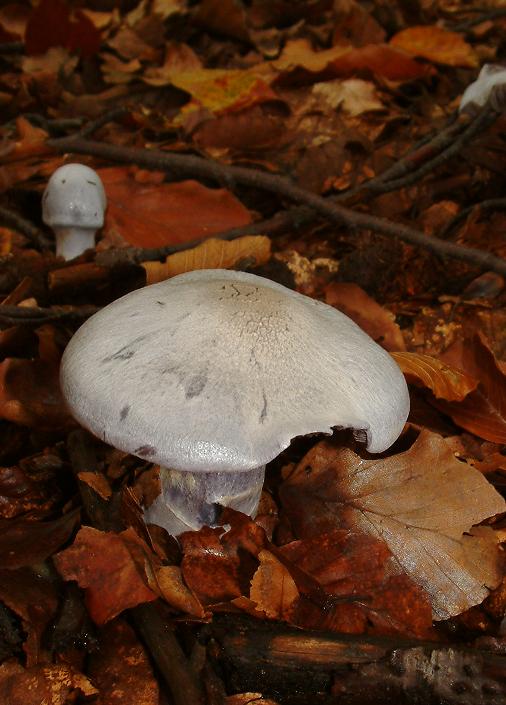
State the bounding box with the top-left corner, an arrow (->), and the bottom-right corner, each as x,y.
1,0 -> 506,702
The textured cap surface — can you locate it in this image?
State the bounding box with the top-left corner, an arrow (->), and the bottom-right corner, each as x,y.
60,270 -> 410,472
42,164 -> 106,229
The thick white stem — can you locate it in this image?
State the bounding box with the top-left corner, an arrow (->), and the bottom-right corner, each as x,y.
54,227 -> 97,260
144,465 -> 266,536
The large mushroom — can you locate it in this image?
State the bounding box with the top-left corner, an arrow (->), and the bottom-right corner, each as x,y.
42,164 -> 106,260
60,269 -> 410,535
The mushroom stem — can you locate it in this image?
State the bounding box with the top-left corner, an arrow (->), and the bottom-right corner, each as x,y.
144,465 -> 266,536
54,227 -> 97,260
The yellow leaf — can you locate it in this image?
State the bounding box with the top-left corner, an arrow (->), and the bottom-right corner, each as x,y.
142,235 -> 271,284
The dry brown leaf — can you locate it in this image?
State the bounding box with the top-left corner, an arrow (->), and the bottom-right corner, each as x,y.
392,351 -> 478,401
142,235 -> 271,284
436,334 -> 506,443
100,169 -> 253,248
88,619 -> 159,705
312,78 -> 384,116
0,661 -> 97,705
148,564 -> 206,617
249,549 -> 299,620
54,526 -> 157,624
280,430 -> 506,620
273,38 -> 433,84
390,26 -> 478,68
325,282 -> 405,351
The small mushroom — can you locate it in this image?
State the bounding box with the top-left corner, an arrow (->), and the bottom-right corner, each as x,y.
60,269 -> 409,535
42,164 -> 106,260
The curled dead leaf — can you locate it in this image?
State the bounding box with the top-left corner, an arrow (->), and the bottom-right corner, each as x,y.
54,526 -> 157,624
249,549 -> 299,621
142,235 -> 271,284
391,351 -> 478,401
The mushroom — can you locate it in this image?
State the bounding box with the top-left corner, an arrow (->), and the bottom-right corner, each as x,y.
42,164 -> 106,260
60,269 -> 410,536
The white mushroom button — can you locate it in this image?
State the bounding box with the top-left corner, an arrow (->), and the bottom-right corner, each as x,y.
42,164 -> 106,261
60,269 -> 410,536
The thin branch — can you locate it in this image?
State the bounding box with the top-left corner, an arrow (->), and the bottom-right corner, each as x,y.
0,304 -> 99,327
440,197 -> 506,238
336,108 -> 497,201
47,134 -> 506,276
95,210 -> 304,266
0,205 -> 52,250
78,107 -> 130,139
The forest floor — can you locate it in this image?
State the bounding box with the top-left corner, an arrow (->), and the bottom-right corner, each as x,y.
1,1 -> 506,704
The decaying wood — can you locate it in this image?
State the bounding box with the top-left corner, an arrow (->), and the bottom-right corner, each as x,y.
206,616 -> 506,705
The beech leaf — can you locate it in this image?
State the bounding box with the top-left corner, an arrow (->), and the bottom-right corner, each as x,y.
249,549 -> 299,620
280,430 -> 506,620
54,526 -> 157,624
391,351 -> 478,401
142,235 -> 271,284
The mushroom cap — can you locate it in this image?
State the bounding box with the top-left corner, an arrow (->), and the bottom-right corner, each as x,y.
60,270 -> 409,473
42,164 -> 106,230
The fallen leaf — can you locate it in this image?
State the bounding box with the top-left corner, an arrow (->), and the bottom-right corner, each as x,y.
54,526 -> 157,624
390,26 -> 478,68
0,510 -> 79,568
100,169 -> 253,248
312,78 -> 385,116
142,235 -> 271,284
0,661 -> 97,705
249,549 -> 299,620
0,567 -> 59,665
392,351 -> 478,401
273,39 -> 433,85
148,564 -> 206,617
436,334 -> 506,442
0,325 -> 71,430
88,619 -> 159,705
24,0 -> 101,57
280,430 -> 506,619
325,282 -> 405,351
279,531 -> 433,637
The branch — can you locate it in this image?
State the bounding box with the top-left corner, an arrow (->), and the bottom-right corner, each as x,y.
0,304 -> 99,327
46,134 -> 506,276
0,205 -> 52,250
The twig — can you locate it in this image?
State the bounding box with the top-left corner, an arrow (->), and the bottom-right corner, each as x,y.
337,108 -> 498,201
440,197 -> 506,238
0,205 -> 52,250
95,210 -> 305,266
78,107 -> 130,139
47,134 -> 506,276
452,7 -> 506,31
0,304 -> 99,327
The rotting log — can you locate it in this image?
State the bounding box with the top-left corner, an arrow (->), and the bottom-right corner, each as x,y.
206,615 -> 506,705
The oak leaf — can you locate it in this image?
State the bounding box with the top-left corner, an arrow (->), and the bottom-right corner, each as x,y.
280,430 -> 506,620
